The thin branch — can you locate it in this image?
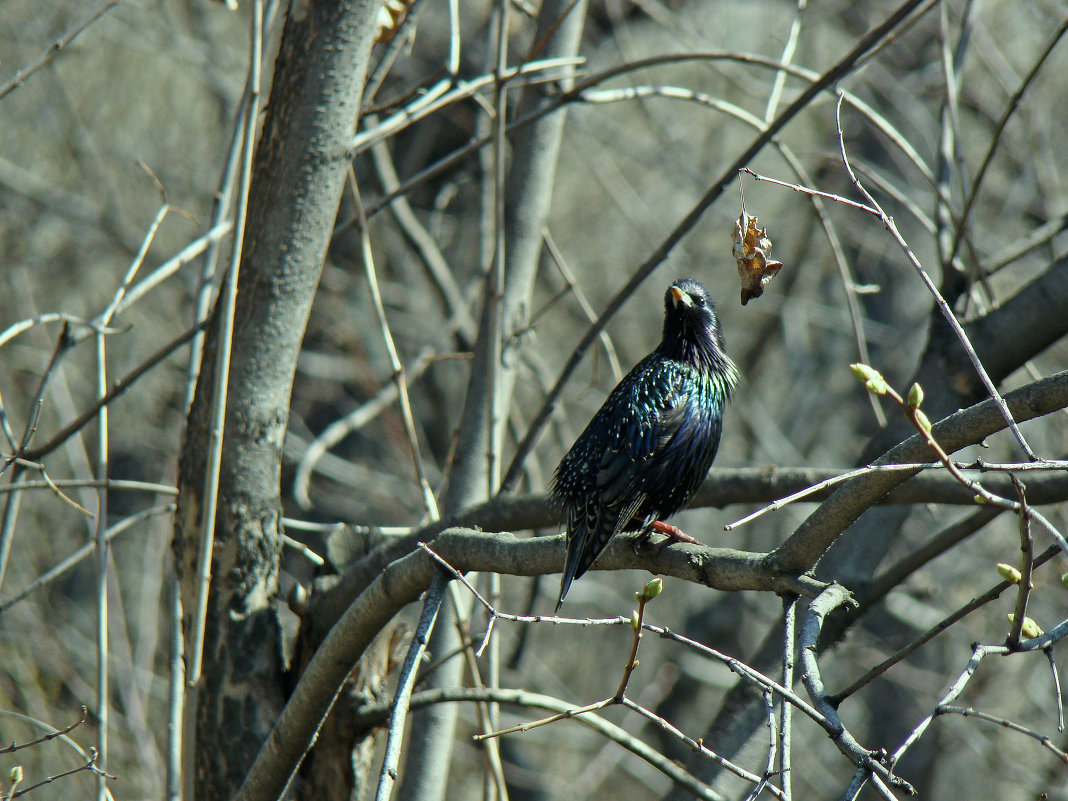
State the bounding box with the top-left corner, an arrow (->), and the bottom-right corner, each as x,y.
937,705 -> 1068,763
352,56 -> 583,155
0,707 -> 88,753
799,585 -> 914,795
93,328 -> 110,801
11,747 -> 115,799
724,464 -> 920,531
291,333 -> 470,509
891,642 -> 996,766
764,0 -> 808,121
0,0 -> 119,100
835,94 -> 1038,460
1046,648 -> 1065,734
830,544 -> 1061,704
741,167 -> 876,215
948,14 -> 1068,267
351,175 -> 440,521
185,0 -> 263,696
620,697 -> 781,799
374,573 -> 446,801
0,478 -> 176,497
166,576 -> 184,801
359,686 -> 728,801
1006,477 -> 1034,648
741,689 -> 778,801
19,321 -> 208,463
779,596 -> 797,801
353,42 -> 942,226
542,230 -> 623,382
850,366 -> 1068,558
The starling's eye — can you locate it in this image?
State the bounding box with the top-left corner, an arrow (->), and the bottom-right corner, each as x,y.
692,294 -> 706,307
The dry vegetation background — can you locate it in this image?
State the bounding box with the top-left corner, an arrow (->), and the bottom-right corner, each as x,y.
1,0 -> 1068,800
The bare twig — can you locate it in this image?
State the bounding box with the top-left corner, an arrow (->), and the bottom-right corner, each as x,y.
351,175 -> 440,521
166,577 -> 184,801
764,0 -> 808,121
1006,477 -> 1034,648
186,0 -> 263,697
620,697 -> 781,799
360,685 -> 728,801
741,689 -> 778,801
0,707 -> 88,753
848,365 -> 1068,558
0,1 -> 120,100
352,56 -> 583,155
938,705 -> 1068,763
779,596 -> 797,801
830,544 -> 1061,704
725,464 -> 924,531
93,327 -> 110,801
892,642 -> 993,766
948,15 -> 1068,268
800,585 -> 914,796
354,42 -> 941,227
374,573 -> 446,801
1046,648 -> 1065,733
19,321 -> 208,463
473,577 -> 662,740
542,230 -> 622,382
835,95 -> 1038,460
291,330 -> 470,509
10,747 -> 115,799
741,167 -> 876,215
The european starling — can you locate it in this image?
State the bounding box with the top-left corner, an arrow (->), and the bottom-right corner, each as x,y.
550,278 -> 739,610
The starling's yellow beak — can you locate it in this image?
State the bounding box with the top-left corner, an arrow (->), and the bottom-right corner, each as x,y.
670,286 -> 691,308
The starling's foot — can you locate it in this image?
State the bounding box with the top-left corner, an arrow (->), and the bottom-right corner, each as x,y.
649,519 -> 701,548
630,519 -> 657,555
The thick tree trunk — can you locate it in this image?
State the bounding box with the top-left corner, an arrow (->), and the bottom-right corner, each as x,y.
173,2 -> 380,798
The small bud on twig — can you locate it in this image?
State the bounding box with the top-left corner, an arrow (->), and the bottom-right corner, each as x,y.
1007,613 -> 1043,639
849,363 -> 888,395
914,409 -> 932,435
907,382 -> 924,409
640,578 -> 663,601
996,563 -> 1022,584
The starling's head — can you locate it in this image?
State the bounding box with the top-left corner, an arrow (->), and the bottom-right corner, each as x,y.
660,278 -> 735,378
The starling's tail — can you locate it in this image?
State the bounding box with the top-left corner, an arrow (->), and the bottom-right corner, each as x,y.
555,540 -> 580,615
555,575 -> 574,614
556,508 -> 621,611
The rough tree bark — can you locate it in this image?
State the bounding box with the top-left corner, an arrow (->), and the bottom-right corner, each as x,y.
172,2 -> 380,798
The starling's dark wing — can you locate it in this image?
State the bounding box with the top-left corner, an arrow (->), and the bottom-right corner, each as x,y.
598,363 -> 724,521
595,369 -> 688,510
631,378 -> 725,515
555,360 -> 691,609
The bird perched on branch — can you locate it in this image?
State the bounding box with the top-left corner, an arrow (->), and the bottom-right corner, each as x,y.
550,278 -> 738,610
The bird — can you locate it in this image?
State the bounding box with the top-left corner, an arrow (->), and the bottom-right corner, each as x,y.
550,278 -> 738,611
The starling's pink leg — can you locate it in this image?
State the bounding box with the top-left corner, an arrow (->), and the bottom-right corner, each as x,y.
648,519 -> 701,546
630,516 -> 701,555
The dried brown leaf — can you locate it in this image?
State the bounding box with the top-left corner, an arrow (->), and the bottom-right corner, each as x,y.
732,210 -> 784,305
376,0 -> 414,44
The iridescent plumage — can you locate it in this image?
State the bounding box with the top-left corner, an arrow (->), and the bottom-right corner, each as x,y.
550,279 -> 738,609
